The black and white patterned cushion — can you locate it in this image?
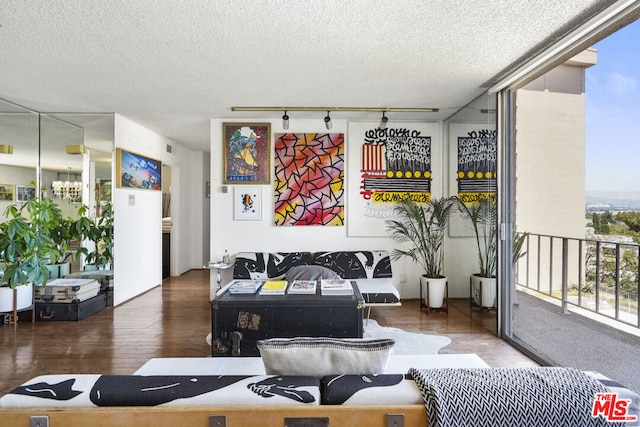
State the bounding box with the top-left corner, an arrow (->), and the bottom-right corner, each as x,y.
409,367 -> 613,427
0,375 -> 320,407
233,252 -> 312,279
321,374 -> 421,405
313,251 -> 392,279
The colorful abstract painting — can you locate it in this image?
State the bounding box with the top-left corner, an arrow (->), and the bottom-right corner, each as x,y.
116,148 -> 161,190
274,133 -> 344,226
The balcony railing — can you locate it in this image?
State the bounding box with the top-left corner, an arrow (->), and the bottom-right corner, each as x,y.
516,232 -> 640,329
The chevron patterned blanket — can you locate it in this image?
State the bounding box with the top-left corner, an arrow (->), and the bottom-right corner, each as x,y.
409,367 -> 614,427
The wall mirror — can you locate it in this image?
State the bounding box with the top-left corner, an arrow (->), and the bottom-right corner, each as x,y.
445,92 -> 498,334
0,97 -> 115,272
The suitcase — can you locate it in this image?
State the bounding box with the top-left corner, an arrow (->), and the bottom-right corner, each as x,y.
34,292 -> 107,321
35,278 -> 101,303
211,281 -> 364,357
64,271 -> 114,306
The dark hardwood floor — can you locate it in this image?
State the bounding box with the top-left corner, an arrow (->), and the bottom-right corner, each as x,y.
0,269 -> 537,395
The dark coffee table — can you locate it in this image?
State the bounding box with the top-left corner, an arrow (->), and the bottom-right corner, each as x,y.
210,281 -> 364,356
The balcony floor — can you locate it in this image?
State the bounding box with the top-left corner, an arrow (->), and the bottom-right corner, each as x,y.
512,290 -> 640,394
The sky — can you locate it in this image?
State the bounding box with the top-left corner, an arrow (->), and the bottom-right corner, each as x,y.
585,18 -> 640,193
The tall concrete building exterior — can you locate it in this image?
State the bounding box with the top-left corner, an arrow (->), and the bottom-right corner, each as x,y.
515,48 -> 597,290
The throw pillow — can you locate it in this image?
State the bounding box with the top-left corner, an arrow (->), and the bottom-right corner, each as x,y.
286,265 -> 340,281
257,337 -> 395,377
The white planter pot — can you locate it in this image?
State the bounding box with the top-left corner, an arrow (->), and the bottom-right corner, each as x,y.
471,274 -> 496,308
0,283 -> 34,312
421,276 -> 447,308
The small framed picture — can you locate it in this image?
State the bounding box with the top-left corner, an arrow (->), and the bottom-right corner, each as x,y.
234,187 -> 261,221
0,183 -> 15,201
16,185 -> 36,202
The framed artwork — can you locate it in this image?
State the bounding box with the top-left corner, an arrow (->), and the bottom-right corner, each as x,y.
234,186 -> 262,221
16,185 -> 36,202
0,183 -> 14,201
96,179 -> 112,201
223,122 -> 271,184
115,148 -> 162,190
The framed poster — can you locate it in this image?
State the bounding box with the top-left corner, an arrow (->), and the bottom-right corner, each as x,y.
115,148 -> 162,190
234,186 -> 262,220
16,185 -> 36,202
223,122 -> 271,184
0,183 -> 14,201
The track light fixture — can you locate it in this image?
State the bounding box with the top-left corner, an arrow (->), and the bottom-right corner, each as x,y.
230,106 -> 439,129
324,111 -> 332,130
379,112 -> 388,130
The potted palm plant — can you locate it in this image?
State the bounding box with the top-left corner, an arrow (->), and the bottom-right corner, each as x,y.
386,196 -> 459,309
460,197 -> 498,308
0,198 -> 61,328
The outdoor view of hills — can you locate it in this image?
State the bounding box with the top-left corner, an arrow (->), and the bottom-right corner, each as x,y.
586,191 -> 640,213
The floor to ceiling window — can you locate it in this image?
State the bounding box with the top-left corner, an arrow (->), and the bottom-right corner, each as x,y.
503,13 -> 640,394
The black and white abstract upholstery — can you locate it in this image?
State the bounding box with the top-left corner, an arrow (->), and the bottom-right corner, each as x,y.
409,367 -> 615,427
321,374 -> 422,405
232,252 -> 312,279
0,375 -> 320,408
313,251 -> 392,279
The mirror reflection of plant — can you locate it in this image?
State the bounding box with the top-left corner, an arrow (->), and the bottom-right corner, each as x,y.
80,201 -> 113,269
0,199 -> 61,288
460,198 -> 498,278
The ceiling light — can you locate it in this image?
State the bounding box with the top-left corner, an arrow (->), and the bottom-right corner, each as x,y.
282,111 -> 289,130
324,111 -> 332,130
0,144 -> 13,154
379,112 -> 388,130
51,167 -> 82,201
231,106 -> 439,113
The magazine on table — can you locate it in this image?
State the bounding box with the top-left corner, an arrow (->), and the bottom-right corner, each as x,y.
320,279 -> 353,295
228,279 -> 264,294
259,280 -> 288,295
288,280 -> 317,295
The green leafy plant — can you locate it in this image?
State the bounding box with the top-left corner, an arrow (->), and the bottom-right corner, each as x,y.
0,198 -> 62,288
460,198 -> 498,278
80,201 -> 113,269
386,196 -> 459,278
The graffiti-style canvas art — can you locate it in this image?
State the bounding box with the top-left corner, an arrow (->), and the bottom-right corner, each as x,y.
347,122 -> 441,236
274,133 -> 344,226
223,123 -> 271,184
455,128 -> 497,204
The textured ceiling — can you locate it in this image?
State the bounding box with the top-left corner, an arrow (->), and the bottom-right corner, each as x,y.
0,0 -> 615,152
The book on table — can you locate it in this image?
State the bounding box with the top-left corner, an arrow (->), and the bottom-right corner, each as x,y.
228,280 -> 264,294
288,280 -> 317,295
320,279 -> 353,295
259,280 -> 288,295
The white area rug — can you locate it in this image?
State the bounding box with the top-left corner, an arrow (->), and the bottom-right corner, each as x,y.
206,319 -> 451,354
364,319 -> 451,354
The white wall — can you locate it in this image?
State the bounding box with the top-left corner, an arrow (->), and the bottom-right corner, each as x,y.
113,114 -> 204,306
209,118 -> 479,300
